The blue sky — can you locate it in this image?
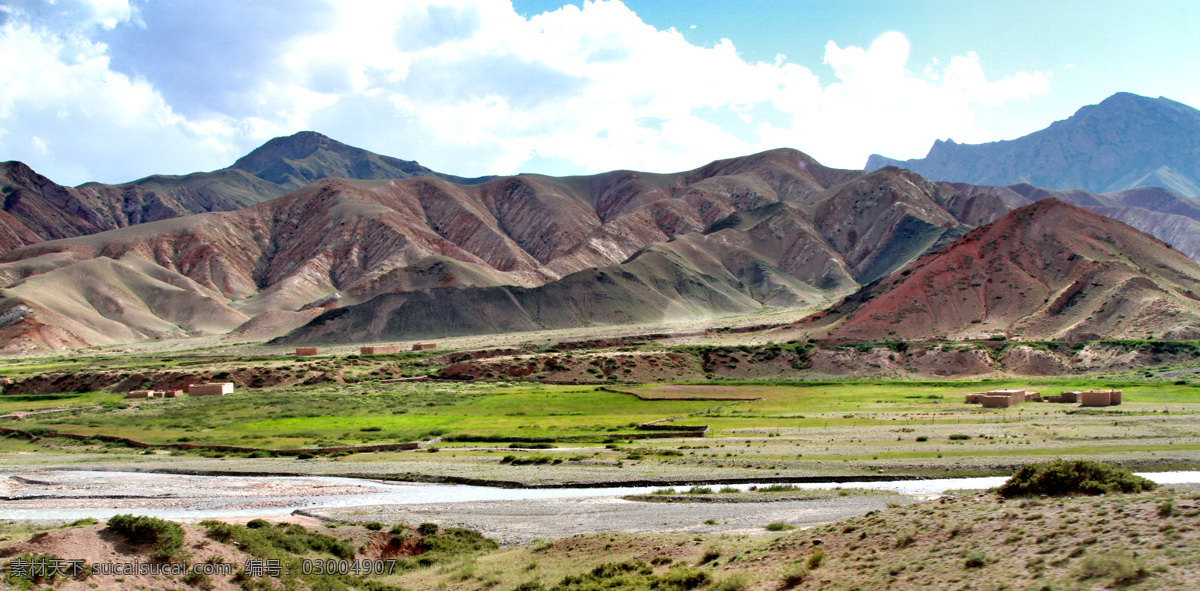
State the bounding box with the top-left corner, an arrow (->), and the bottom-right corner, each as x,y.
1,0 -> 1197,185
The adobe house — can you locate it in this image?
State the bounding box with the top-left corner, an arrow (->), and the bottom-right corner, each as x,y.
1080,389 -> 1123,407
980,395 -> 1015,408
126,390 -> 157,399
361,345 -> 401,355
412,343 -> 437,351
964,393 -> 984,404
188,382 -> 234,397
161,389 -> 182,398
1060,391 -> 1081,403
988,389 -> 1029,405
295,347 -> 319,356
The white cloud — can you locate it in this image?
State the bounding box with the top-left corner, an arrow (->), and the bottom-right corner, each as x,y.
0,0 -> 1052,185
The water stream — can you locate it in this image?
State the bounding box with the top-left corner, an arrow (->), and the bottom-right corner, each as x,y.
2,470 -> 1197,520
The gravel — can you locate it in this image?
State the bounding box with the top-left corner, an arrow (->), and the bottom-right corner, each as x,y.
311,493 -> 913,546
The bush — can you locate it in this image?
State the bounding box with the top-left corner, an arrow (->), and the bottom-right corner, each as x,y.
806,548 -> 825,570
1075,548 -> 1149,586
781,564 -> 808,587
712,574 -> 747,591
765,522 -> 794,531
997,460 -> 1157,498
964,551 -> 988,568
949,434 -> 971,440
418,522 -> 440,536
183,570 -> 214,590
107,515 -> 186,561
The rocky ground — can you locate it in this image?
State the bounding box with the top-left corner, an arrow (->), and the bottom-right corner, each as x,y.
311,493 -> 913,547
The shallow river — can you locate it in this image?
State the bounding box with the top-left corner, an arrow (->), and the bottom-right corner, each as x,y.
1,470 -> 1197,521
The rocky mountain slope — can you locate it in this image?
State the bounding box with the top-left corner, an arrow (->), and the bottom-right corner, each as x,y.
867,92 -> 1200,196
7,139 -> 1200,351
0,149 -> 1016,350
799,199 -> 1200,342
0,132 -> 490,254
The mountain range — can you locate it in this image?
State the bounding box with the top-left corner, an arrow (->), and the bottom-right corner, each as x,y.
867,92 -> 1200,196
0,132 -> 490,253
3,92 -> 1200,351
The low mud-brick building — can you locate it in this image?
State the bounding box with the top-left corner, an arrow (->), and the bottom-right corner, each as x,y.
188,382 -> 234,397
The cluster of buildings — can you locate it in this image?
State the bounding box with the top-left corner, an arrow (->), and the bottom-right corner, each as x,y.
964,387 -> 1123,408
295,343 -> 437,356
124,341 -> 440,399
1047,389 -> 1123,406
126,382 -> 234,399
963,388 -> 1042,408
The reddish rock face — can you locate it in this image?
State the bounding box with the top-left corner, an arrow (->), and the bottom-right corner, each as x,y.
814,199 -> 1200,341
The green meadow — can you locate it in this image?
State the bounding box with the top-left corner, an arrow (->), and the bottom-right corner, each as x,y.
6,379 -> 1198,463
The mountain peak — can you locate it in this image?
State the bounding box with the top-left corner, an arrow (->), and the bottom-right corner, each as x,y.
865,92 -> 1200,196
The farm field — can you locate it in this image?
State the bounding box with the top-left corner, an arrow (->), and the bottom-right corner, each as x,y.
2,373 -> 1198,483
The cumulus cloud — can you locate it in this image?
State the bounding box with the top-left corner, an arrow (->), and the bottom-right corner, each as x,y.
0,0 -> 1051,185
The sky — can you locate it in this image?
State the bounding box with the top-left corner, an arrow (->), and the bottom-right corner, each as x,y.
0,0 -> 1197,186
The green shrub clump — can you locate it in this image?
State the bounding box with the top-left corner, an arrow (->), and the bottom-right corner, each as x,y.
107,514 -> 185,561
997,460 -> 1157,498
540,561 -> 711,591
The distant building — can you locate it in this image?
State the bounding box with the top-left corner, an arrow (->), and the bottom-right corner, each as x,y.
361,345 -> 401,355
1079,389 -> 1123,407
412,343 -> 437,351
188,382 -> 234,396
966,388 -> 1038,407
127,388 -> 185,399
295,347 -> 319,356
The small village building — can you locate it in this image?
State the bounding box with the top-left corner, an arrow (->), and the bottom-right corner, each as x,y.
361,345 -> 401,355
964,393 -> 984,404
979,395 -> 1014,408
188,382 -> 234,397
295,347 -> 319,356
1060,391 -> 1080,403
161,389 -> 182,398
126,390 -> 156,399
1079,389 -> 1123,407
412,343 -> 437,351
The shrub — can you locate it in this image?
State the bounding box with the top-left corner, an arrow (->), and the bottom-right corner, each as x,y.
183,570 -> 214,590
1075,549 -> 1149,586
806,548 -> 825,570
949,434 -> 971,440
915,436 -> 928,442
106,515 -> 185,561
365,522 -> 384,531
3,552 -> 72,586
418,522 -> 440,536
765,522 -> 794,531
964,551 -> 988,568
712,574 -> 747,591
997,460 -> 1157,498
781,564 -> 808,587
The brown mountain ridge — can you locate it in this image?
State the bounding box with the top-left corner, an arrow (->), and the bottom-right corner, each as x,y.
0,132 -> 492,254
799,199 -> 1200,342
4,139 -> 1200,351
